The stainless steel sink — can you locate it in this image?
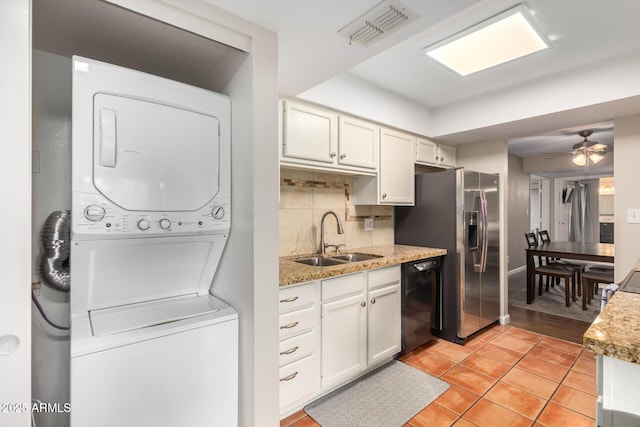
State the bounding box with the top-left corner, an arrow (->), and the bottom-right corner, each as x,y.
331,252 -> 383,262
294,256 -> 348,267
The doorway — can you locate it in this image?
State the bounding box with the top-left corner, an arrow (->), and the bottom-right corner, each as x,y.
530,175 -> 550,236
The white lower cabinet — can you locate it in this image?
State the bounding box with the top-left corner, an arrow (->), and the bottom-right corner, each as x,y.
279,266 -> 402,418
367,282 -> 401,365
321,291 -> 367,390
278,282 -> 320,415
279,354 -> 317,410
320,266 -> 401,391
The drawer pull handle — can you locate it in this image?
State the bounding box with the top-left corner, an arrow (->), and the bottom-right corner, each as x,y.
280,372 -> 298,382
280,321 -> 299,330
280,296 -> 299,303
280,346 -> 299,356
371,298 -> 376,304
361,301 -> 366,307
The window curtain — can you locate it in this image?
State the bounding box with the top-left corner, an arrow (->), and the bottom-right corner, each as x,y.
568,180 -> 596,242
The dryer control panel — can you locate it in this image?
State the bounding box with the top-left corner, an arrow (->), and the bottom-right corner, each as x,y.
72,192 -> 230,239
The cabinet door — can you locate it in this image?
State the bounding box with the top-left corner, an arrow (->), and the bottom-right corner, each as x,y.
279,354 -> 317,412
338,116 -> 378,170
367,283 -> 401,365
379,128 -> 415,205
416,137 -> 437,165
282,101 -> 337,164
321,293 -> 367,390
437,144 -> 457,167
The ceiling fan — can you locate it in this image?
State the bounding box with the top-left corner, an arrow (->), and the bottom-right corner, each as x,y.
570,130 -> 609,166
543,130 -> 611,173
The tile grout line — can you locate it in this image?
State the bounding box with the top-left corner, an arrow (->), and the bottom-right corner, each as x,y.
529,344 -> 598,426
444,327 -> 594,426
453,328 -> 542,425
291,325 -> 596,427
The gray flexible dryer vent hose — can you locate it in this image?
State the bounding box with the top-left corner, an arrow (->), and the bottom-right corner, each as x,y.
39,210 -> 71,292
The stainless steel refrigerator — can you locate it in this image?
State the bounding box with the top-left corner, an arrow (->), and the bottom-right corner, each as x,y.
395,168 -> 500,343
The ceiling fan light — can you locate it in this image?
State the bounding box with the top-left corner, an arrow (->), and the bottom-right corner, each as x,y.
572,153 -> 586,166
589,153 -> 604,164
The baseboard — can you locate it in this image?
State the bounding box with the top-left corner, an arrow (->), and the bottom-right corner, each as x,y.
508,265 -> 526,276
499,314 -> 511,325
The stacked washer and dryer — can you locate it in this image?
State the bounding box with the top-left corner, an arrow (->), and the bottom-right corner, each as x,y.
69,57 -> 237,426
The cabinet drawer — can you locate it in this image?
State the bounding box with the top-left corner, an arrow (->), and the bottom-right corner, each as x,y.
279,330 -> 315,367
279,306 -> 315,340
368,265 -> 400,290
279,354 -> 316,411
322,272 -> 365,302
279,283 -> 316,314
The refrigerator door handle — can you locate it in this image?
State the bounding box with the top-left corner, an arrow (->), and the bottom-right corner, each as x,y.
478,190 -> 489,273
472,190 -> 488,272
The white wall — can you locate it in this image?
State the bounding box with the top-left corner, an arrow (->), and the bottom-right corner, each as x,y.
0,0 -> 31,425
31,50 -> 72,427
298,73 -> 433,137
431,54 -> 640,138
508,155 -> 530,270
457,140 -> 510,323
214,32 -> 280,426
613,114 -> 640,281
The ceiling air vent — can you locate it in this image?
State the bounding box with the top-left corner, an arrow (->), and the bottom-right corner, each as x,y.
338,0 -> 418,47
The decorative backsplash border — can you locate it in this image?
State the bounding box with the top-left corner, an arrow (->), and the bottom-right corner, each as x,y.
280,177 -> 393,221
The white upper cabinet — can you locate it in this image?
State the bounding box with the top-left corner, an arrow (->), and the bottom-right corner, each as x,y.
354,127 -> 415,206
280,100 -> 378,175
282,101 -> 338,164
338,115 -> 378,169
415,137 -> 456,168
437,144 -> 456,168
416,137 -> 437,164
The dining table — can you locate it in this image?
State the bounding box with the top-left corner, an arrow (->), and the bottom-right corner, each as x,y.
525,241 -> 615,304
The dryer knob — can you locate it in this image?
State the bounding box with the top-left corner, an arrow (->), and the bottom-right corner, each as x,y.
159,218 -> 171,230
84,205 -> 106,222
212,206 -> 225,220
137,219 -> 151,231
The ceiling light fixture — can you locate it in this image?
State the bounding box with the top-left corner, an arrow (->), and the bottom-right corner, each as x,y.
571,130 -> 608,173
423,4 -> 549,76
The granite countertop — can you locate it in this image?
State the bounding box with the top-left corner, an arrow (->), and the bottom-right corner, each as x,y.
584,260 -> 640,364
279,244 -> 446,287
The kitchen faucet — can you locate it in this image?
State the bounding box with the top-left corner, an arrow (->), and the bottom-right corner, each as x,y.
319,211 -> 344,255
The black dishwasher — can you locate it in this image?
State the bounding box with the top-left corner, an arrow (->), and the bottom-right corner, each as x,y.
399,257 -> 443,355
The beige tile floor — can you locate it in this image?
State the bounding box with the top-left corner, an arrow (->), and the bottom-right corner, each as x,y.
281,324 -> 597,427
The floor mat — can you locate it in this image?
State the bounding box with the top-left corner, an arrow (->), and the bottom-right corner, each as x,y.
304,361 -> 449,427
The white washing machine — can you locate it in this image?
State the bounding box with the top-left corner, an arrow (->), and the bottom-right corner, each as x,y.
69,57 -> 237,427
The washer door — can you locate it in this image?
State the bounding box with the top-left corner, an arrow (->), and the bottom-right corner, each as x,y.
93,93 -> 220,212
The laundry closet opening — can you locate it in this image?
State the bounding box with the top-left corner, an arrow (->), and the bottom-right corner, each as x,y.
31,1 -> 248,426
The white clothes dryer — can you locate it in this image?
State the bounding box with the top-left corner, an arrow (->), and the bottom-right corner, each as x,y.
69,57 -> 237,426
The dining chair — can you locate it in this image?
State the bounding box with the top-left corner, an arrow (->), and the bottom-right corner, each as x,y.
525,232 -> 579,304
537,229 -> 585,296
586,264 -> 614,296
581,269 -> 615,310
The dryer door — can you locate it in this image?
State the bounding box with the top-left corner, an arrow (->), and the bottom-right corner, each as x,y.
93,93 -> 220,212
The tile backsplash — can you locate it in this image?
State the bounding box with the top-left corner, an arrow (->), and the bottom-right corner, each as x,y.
279,169 -> 394,256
